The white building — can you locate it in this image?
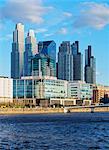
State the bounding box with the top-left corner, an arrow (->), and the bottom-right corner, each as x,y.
0,77 -> 13,103
68,81 -> 93,102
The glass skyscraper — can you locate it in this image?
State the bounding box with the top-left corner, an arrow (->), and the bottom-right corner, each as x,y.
58,41 -> 73,81
24,30 -> 37,76
38,41 -> 56,62
85,45 -> 96,84
71,41 -> 83,81
32,54 -> 56,77
11,23 -> 24,79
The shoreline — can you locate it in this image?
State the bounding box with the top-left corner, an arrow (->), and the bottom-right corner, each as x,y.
0,106 -> 109,115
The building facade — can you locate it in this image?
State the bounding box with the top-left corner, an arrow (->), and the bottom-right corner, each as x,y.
24,30 -> 37,76
38,41 -> 56,62
32,54 -> 56,77
0,77 -> 13,103
11,23 -> 24,79
85,45 -> 96,84
58,41 -> 73,81
93,85 -> 109,104
68,81 -> 93,101
71,41 -> 83,81
13,76 -> 68,101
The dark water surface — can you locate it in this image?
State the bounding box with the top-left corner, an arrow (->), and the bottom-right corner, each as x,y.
0,112 -> 109,150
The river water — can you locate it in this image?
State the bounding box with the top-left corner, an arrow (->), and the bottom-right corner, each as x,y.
0,112 -> 109,150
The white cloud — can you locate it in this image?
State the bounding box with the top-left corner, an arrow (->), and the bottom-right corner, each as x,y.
35,28 -> 48,33
73,2 -> 109,29
96,71 -> 101,76
44,33 -> 54,37
58,27 -> 68,34
0,0 -> 53,24
63,12 -> 72,17
0,33 -> 12,41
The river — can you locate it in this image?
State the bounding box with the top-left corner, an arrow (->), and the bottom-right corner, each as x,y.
0,112 -> 109,150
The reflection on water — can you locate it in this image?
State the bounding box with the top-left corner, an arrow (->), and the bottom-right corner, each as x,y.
0,113 -> 109,150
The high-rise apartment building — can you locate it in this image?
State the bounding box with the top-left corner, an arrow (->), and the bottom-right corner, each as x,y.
38,41 -> 56,62
11,23 -> 24,79
58,41 -> 73,81
24,30 -> 37,76
71,41 -> 83,81
85,45 -> 96,84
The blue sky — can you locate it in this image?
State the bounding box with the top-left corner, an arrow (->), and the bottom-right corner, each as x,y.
0,0 -> 109,85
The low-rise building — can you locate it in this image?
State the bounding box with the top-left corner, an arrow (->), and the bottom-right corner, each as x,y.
0,76 -> 13,103
68,81 -> 92,105
93,85 -> 109,104
13,76 -> 68,106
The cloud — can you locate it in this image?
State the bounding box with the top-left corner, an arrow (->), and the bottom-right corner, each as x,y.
96,71 -> 101,76
44,33 -> 54,37
0,0 -> 53,24
58,27 -> 68,35
73,2 -> 109,29
35,28 -> 48,33
44,27 -> 68,37
63,12 -> 72,17
0,33 -> 12,41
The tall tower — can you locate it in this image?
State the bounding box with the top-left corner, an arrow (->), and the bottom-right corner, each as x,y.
38,40 -> 56,77
38,41 -> 56,62
32,54 -> 56,77
11,23 -> 24,79
58,41 -> 73,81
24,29 -> 37,76
71,41 -> 83,81
85,45 -> 96,84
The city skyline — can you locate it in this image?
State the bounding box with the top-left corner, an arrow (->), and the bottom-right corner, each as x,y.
0,0 -> 109,85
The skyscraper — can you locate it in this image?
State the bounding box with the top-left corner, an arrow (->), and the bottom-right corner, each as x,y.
71,41 -> 83,81
11,23 -> 24,79
24,30 -> 37,76
85,45 -> 96,84
38,41 -> 56,62
58,41 -> 73,81
32,54 -> 56,77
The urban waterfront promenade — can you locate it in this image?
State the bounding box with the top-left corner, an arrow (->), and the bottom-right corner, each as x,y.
0,105 -> 109,115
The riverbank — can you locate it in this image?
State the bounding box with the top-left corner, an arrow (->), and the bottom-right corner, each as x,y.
0,108 -> 64,115
0,106 -> 109,115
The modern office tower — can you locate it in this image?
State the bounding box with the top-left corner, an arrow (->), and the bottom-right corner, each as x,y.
11,23 -> 24,79
38,41 -> 56,62
58,41 -> 73,81
24,30 -> 37,76
71,41 -> 83,81
85,45 -> 96,84
32,54 -> 56,77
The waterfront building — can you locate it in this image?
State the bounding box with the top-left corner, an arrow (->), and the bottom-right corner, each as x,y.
68,81 -> 93,105
11,23 -> 24,79
71,41 -> 83,81
24,30 -> 37,76
38,41 -> 56,62
93,85 -> 109,104
0,77 -> 13,103
85,45 -> 96,84
13,76 -> 68,105
32,54 -> 56,77
58,41 -> 73,81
